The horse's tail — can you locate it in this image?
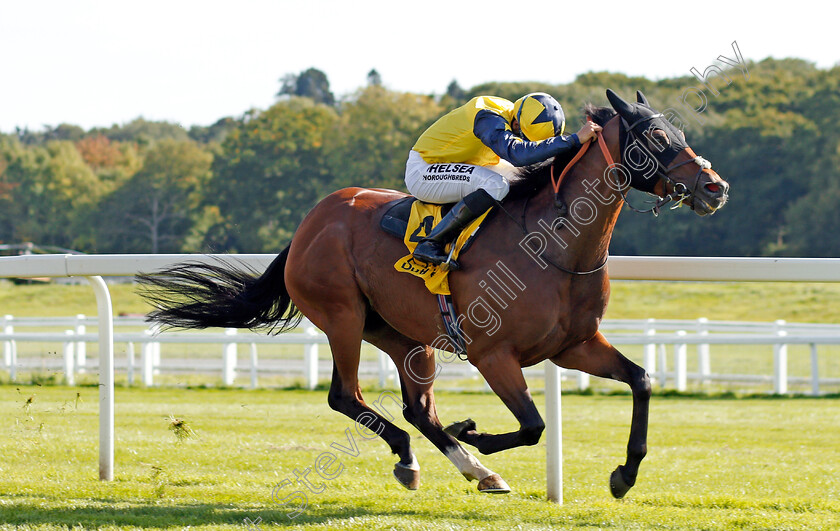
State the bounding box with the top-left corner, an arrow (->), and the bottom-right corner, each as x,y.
136,245 -> 302,334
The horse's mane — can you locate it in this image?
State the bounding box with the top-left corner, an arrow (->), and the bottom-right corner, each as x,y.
582,103 -> 618,127
506,104 -> 617,201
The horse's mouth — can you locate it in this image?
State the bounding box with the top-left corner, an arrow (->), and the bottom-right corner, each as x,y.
689,192 -> 728,216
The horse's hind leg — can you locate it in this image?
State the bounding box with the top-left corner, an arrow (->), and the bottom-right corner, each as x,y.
552,331 -> 651,498
363,317 -> 509,493
316,318 -> 421,489
285,249 -> 417,488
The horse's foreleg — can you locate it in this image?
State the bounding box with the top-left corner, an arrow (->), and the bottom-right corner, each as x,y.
553,331 -> 651,498
364,325 -> 509,493
446,351 -> 546,456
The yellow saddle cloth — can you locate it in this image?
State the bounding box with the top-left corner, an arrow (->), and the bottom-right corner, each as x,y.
394,201 -> 492,295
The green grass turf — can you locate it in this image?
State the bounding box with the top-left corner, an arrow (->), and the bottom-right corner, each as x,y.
1,385 -> 838,530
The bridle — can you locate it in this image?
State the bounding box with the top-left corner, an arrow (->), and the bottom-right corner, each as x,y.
615,113 -> 713,216
494,112 -> 714,275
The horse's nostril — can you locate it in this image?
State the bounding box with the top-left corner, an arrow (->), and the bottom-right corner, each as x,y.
705,183 -> 720,194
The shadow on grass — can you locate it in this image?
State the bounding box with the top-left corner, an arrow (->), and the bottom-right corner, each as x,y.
3,499 -> 438,528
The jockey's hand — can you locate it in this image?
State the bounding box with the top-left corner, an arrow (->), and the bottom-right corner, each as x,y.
575,122 -> 603,143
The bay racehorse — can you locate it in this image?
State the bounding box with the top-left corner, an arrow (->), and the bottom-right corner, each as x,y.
138,89 -> 729,498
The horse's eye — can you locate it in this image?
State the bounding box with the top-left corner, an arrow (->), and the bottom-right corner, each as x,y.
649,130 -> 671,150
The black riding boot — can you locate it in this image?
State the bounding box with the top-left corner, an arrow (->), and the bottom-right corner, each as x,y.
412,189 -> 496,270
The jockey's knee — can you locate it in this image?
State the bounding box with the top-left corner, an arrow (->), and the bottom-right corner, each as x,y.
463,188 -> 498,213
481,177 -> 510,202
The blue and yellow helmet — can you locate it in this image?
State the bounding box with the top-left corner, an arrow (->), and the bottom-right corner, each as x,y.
512,92 -> 565,141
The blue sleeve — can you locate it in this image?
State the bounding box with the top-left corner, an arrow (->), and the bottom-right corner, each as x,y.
474,109 -> 581,167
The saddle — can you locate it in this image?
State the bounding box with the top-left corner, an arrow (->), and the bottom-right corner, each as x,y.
380,197 -> 447,239
380,197 -> 488,251
379,196 -> 494,278
380,197 -> 493,290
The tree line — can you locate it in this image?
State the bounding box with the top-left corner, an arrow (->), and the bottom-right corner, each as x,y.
1,60 -> 838,257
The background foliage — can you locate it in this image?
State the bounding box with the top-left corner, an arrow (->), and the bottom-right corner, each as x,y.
2,59 -> 839,256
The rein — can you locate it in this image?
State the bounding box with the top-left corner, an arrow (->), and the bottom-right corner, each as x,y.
550,131 -> 593,193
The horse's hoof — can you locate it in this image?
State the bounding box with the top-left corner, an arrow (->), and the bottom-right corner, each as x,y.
609,466 -> 633,498
444,418 -> 476,439
477,473 -> 510,494
393,462 -> 420,490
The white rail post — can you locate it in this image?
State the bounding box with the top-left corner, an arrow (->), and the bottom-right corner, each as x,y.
63,330 -> 75,386
378,349 -> 390,389
544,361 -> 563,504
127,342 -> 135,386
810,343 -> 819,397
643,318 -> 656,384
141,331 -> 155,386
388,350 -> 398,387
773,320 -> 788,394
3,314 -> 11,370
658,343 -> 668,388
697,317 -> 710,385
84,275 -> 114,482
250,343 -> 258,389
674,331 -> 687,392
151,324 -> 161,376
223,328 -> 237,386
3,314 -> 16,381
75,314 -> 87,374
577,370 -> 590,391
304,322 -> 319,390
9,334 -> 16,381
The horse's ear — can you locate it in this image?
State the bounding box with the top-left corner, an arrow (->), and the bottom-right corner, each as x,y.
606,89 -> 633,118
636,90 -> 649,106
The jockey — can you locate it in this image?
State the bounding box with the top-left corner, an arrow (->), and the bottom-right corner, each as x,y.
405,92 -> 602,268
